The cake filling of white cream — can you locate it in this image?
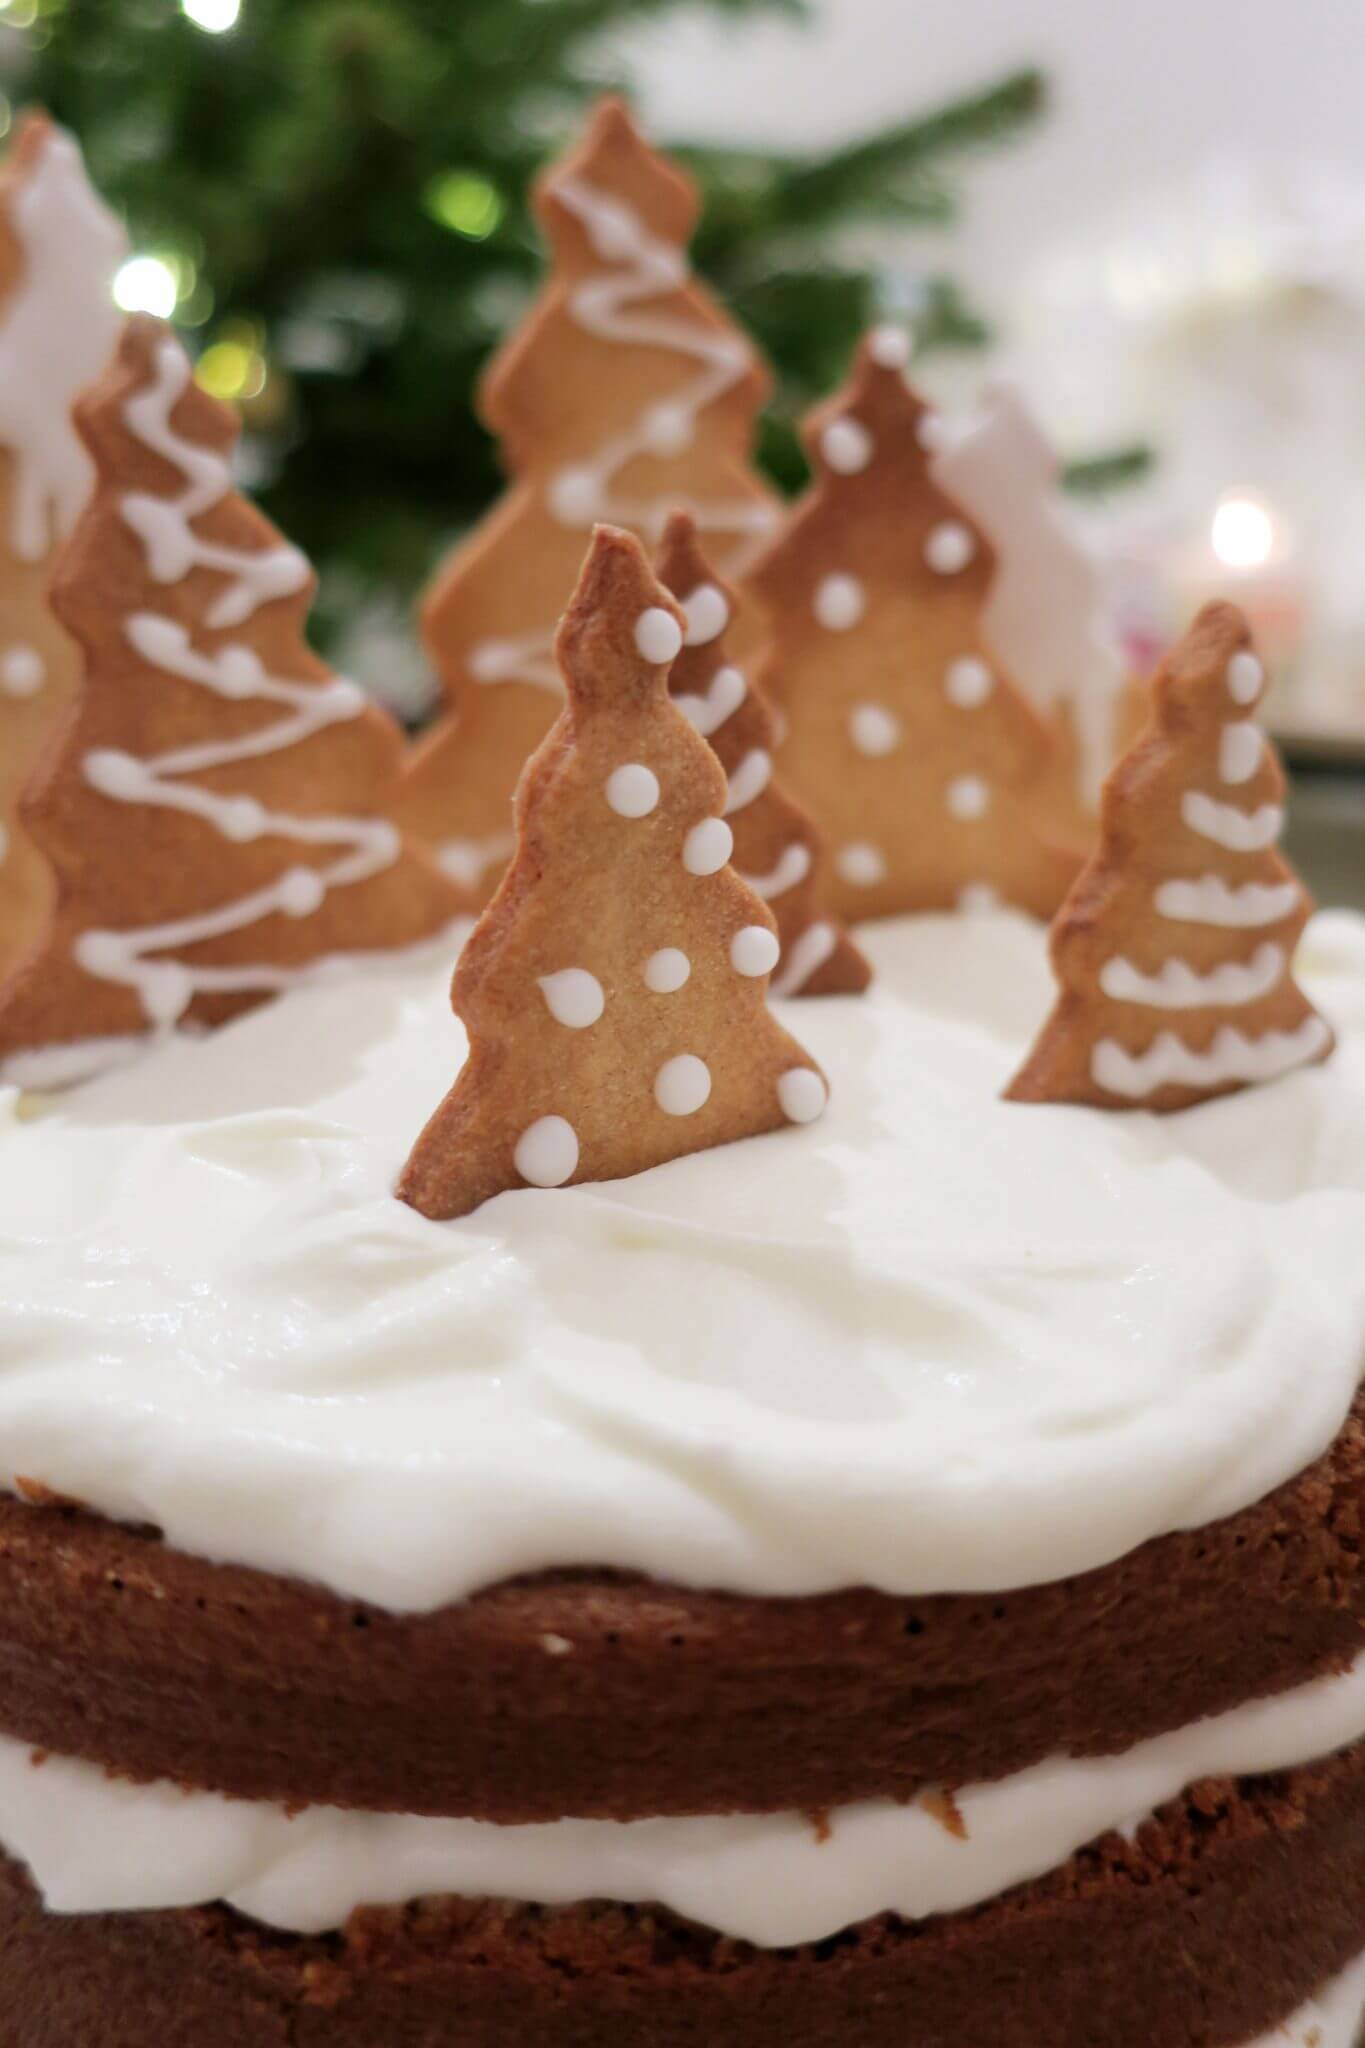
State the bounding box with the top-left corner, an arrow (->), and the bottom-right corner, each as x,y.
1,1649 -> 1363,1944
0,908 -> 1363,1613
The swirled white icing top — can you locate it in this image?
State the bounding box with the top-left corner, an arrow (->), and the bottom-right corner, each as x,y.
0,908 -> 1363,1612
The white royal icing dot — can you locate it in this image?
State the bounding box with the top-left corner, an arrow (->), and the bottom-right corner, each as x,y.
279,866 -> 326,917
606,763 -> 660,818
538,968 -> 605,1029
813,573 -> 865,632
0,645 -> 45,698
1219,721 -> 1262,786
515,1115 -> 579,1189
916,411 -> 948,452
820,417 -> 873,474
655,1053 -> 712,1117
848,703 -> 901,757
641,402 -> 693,457
644,948 -> 690,994
141,961 -> 194,1026
946,775 -> 991,821
1227,651 -> 1265,705
220,796 -> 267,842
635,607 -> 684,665
837,842 -> 887,887
547,467 -> 601,526
683,817 -> 733,875
925,522 -> 976,575
730,925 -> 780,977
682,584 -> 729,647
868,325 -> 911,369
778,1067 -> 828,1124
944,655 -> 994,708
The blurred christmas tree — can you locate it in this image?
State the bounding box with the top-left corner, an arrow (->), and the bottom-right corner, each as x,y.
8,0 -> 1052,668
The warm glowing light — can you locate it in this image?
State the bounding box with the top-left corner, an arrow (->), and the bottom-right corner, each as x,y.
196,339 -> 267,403
424,171 -> 503,241
1211,495 -> 1276,571
113,256 -> 179,319
182,0 -> 241,30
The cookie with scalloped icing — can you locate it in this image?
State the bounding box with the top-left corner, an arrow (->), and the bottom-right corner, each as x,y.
0,112 -> 127,985
392,96 -> 780,911
399,524 -> 827,1221
0,315 -> 470,1089
655,511 -> 869,998
747,328 -> 1083,925
1008,601 -> 1333,1111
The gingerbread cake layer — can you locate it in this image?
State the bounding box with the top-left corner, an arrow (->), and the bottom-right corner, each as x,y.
0,1392 -> 1360,1823
1,1742 -> 1363,2048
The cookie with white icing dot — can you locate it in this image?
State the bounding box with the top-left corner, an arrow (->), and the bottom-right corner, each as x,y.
399,525 -> 827,1222
1008,602 -> 1333,1112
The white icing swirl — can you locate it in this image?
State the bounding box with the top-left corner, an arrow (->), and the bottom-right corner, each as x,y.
0,910 -> 1361,1613
2,1650 -> 1362,1943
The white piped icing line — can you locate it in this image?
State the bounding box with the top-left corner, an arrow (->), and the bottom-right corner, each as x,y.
466,172 -> 775,692
739,842 -> 811,901
1220,719 -> 1263,786
654,1052 -> 711,1116
681,583 -> 728,647
634,606 -> 683,666
682,817 -> 732,875
723,747 -> 771,816
537,969 -> 605,1029
1099,944 -> 1286,1011
674,662 -> 745,738
122,344 -> 309,631
437,830 -> 517,894
924,520 -> 975,575
605,763 -> 660,818
813,572 -> 865,632
1092,1016 -> 1333,1099
1155,876 -> 1301,929
74,613 -> 399,1030
771,922 -> 836,998
729,925 -> 779,978
848,703 -> 900,757
819,416 -> 872,474
514,1115 -> 579,1188
0,1645 -> 1359,1948
0,645 -> 45,698
837,842 -> 886,888
0,123 -> 126,562
1182,791 -> 1283,853
643,947 -> 689,993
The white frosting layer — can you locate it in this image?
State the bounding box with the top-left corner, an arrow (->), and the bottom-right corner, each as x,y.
1,909 -> 1363,1612
1252,1949 -> 1365,2048
4,1650 -> 1364,1941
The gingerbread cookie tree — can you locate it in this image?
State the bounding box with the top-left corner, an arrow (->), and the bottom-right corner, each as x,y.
932,380 -> 1130,842
393,96 -> 780,908
1009,602 -> 1333,1112
0,316 -> 468,1085
400,526 -> 827,1221
655,512 -> 869,998
748,329 -> 1082,924
0,114 -> 126,982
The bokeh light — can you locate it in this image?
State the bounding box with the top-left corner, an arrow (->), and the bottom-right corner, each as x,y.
1211,494 -> 1276,571
424,171 -> 503,241
182,0 -> 241,31
113,255 -> 179,319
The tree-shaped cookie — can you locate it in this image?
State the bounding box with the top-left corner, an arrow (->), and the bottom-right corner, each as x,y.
400,525 -> 827,1221
0,113 -> 126,983
655,511 -> 869,998
393,96 -> 780,909
747,329 -> 1083,924
1008,602 -> 1333,1111
0,315 -> 469,1086
931,380 -> 1130,842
